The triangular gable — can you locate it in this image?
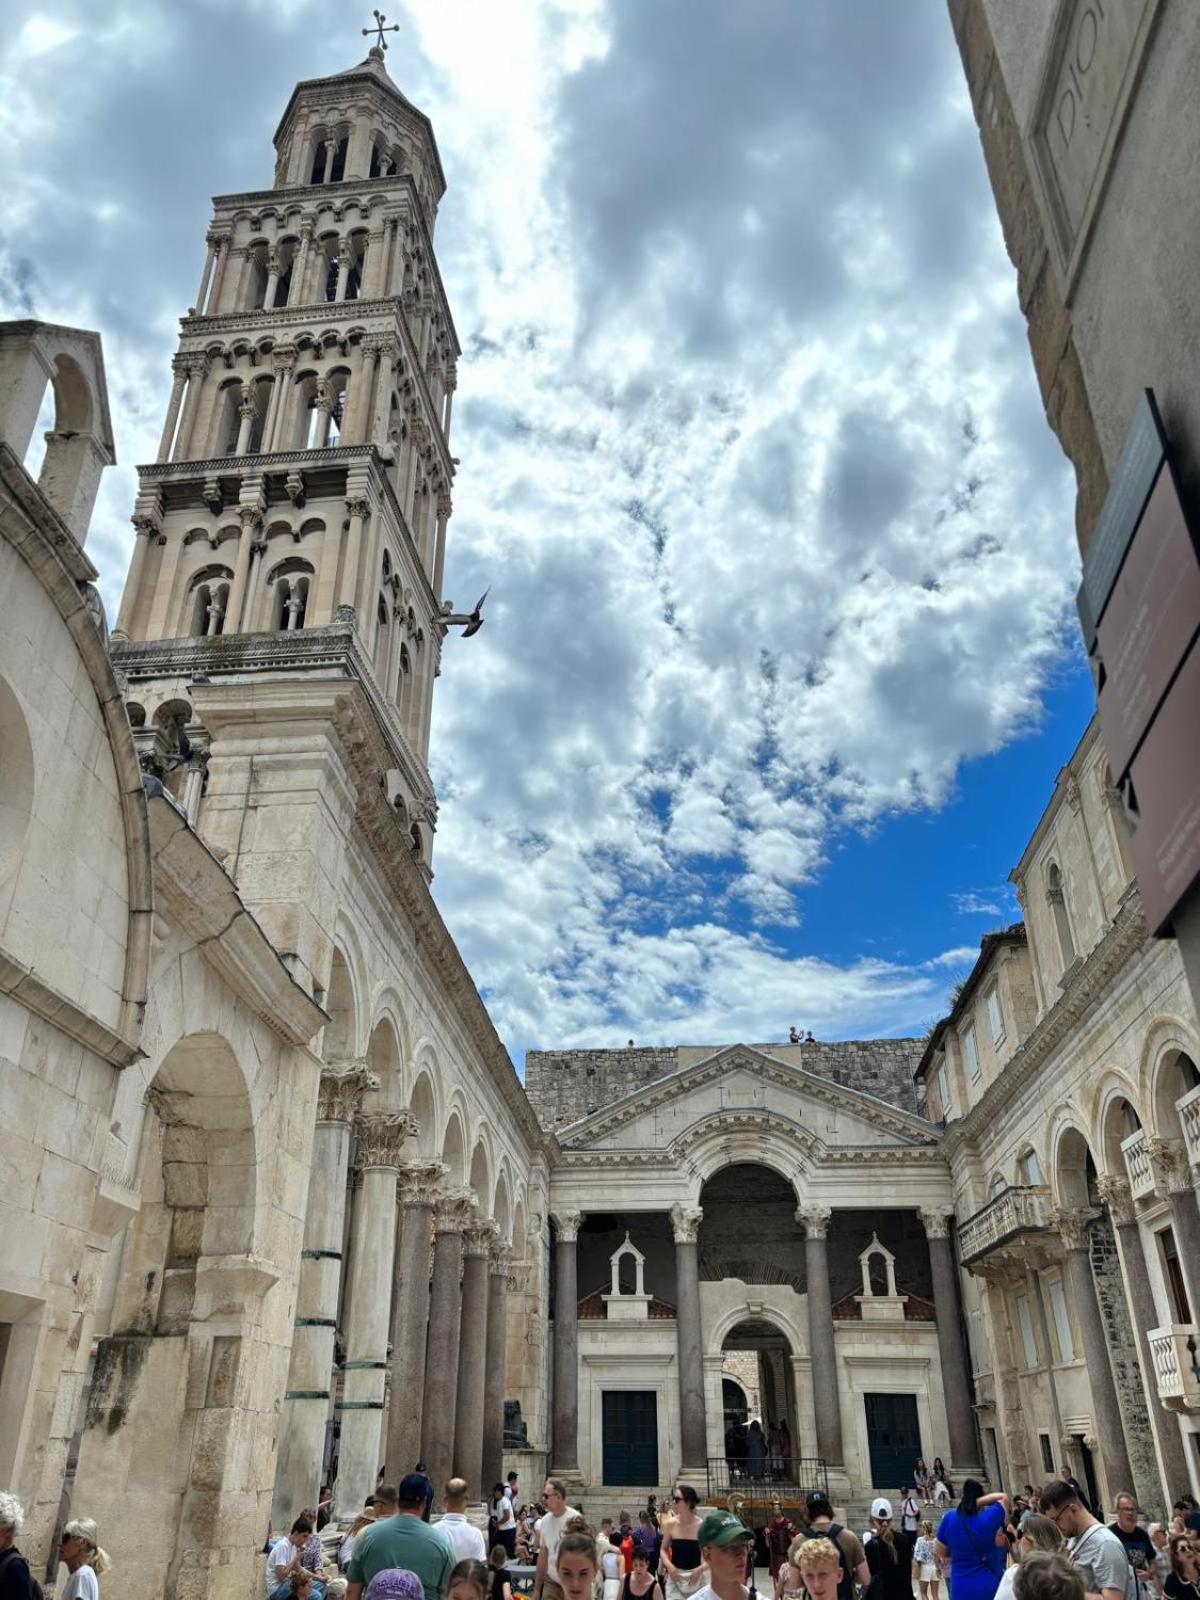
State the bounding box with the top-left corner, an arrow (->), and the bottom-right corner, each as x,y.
556,1042 -> 937,1152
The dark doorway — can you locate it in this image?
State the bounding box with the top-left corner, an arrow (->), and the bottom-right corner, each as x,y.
1072,1433 -> 1101,1515
603,1391 -> 658,1485
864,1393 -> 921,1487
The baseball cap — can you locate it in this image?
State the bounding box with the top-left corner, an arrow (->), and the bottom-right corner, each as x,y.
399,1472 -> 431,1503
806,1491 -> 832,1515
697,1510 -> 754,1548
871,1498 -> 893,1520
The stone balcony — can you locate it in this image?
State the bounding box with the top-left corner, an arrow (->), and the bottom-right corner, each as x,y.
958,1184 -> 1053,1267
1121,1126 -> 1155,1199
1179,1081 -> 1200,1165
1146,1323 -> 1200,1412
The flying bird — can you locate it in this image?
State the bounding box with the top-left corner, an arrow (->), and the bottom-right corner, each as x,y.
441,588 -> 489,638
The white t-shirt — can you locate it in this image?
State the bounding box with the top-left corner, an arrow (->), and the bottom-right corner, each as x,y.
507,1483 -> 524,1514
540,1506 -> 581,1583
692,1585 -> 747,1600
61,1570 -> 100,1600
995,1568 -> 1017,1600
266,1538 -> 295,1596
438,1513 -> 487,1564
496,1498 -> 517,1533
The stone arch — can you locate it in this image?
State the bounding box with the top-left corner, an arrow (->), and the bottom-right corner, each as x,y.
1140,1016 -> 1200,1138
441,1106 -> 467,1187
323,947 -> 358,1062
1092,1072 -> 1145,1175
0,675 -> 35,887
327,916 -> 368,1053
706,1299 -> 806,1360
468,1133 -> 492,1213
670,1111 -> 816,1205
1051,1118 -> 1096,1209
75,1029 -> 274,1598
366,1013 -> 403,1110
408,1067 -> 439,1160
493,1167 -> 512,1245
369,985 -> 410,1080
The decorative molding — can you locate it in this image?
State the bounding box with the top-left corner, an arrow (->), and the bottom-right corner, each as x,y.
1054,1205 -> 1099,1252
0,947 -> 143,1069
917,1207 -> 954,1240
397,1159 -> 445,1206
463,1218 -> 498,1258
434,1186 -> 476,1232
670,1203 -> 703,1245
1095,1172 -> 1136,1228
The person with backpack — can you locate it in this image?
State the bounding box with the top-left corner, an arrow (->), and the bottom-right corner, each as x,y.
801,1492 -> 869,1600
0,1492 -> 36,1600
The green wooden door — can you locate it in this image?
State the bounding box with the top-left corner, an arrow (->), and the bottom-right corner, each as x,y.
602,1390 -> 659,1485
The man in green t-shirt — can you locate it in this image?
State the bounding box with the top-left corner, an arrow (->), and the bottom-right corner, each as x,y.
346,1475 -> 454,1600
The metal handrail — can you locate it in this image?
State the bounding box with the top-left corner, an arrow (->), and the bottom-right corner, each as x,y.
706,1456 -> 829,1502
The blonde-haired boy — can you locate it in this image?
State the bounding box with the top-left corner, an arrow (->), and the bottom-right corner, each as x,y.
788,1538 -> 841,1600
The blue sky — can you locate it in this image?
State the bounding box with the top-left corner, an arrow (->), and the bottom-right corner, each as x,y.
0,0 -> 1089,1064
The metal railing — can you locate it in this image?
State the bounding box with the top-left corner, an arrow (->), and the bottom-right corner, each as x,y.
706,1456 -> 829,1501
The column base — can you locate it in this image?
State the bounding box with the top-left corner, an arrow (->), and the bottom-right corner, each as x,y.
548,1467 -> 587,1501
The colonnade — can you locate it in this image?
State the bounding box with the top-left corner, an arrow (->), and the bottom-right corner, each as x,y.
547,1202 -> 977,1479
273,1067 -> 512,1528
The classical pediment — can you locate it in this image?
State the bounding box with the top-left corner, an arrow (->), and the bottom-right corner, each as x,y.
556,1043 -> 938,1160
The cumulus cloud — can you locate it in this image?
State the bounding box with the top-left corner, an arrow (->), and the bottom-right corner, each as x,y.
0,0 -> 1080,1061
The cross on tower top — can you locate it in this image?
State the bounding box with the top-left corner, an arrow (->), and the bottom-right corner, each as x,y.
362,9 -> 400,52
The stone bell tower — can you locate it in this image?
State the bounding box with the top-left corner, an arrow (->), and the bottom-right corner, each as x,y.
110,36 -> 460,915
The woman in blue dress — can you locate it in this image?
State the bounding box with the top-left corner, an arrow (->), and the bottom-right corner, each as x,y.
936,1480 -> 1011,1600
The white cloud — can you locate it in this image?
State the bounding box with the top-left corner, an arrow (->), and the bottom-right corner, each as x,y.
951,891 -> 1008,917
0,0 -> 1078,1062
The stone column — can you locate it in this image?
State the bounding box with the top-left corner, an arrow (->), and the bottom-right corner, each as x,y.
1147,1139 -> 1200,1320
671,1203 -> 708,1472
234,386 -> 256,456
157,359 -> 189,462
919,1208 -> 978,1467
454,1218 -> 496,1499
385,1161 -> 444,1480
1097,1175 -> 1191,1502
111,514 -> 158,640
321,138 -> 338,186
343,340 -> 379,446
421,1188 -> 475,1491
551,1210 -> 582,1476
312,381 -> 335,449
443,362 -> 457,438
798,1206 -> 844,1466
1055,1207 -> 1135,1498
194,234 -> 218,315
206,232 -> 231,315
482,1244 -> 509,1494
225,506 -> 261,634
334,1111 -> 414,1517
291,220 -> 314,308
338,495 -> 372,613
263,346 -> 297,454
263,246 -> 281,312
335,237 -> 353,302
274,1063 -> 375,1528
172,354 -> 210,461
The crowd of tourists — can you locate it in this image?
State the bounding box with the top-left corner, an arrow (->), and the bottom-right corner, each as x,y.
725,1419 -> 795,1482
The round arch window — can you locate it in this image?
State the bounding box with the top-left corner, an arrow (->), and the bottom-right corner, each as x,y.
0,677 -> 35,886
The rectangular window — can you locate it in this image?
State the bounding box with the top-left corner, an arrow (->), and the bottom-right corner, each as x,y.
936,1062 -> 951,1117
963,1026 -> 981,1080
1160,1227 -> 1192,1322
1015,1293 -> 1038,1368
986,989 -> 1005,1043
1048,1279 -> 1075,1362
1040,1432 -> 1054,1473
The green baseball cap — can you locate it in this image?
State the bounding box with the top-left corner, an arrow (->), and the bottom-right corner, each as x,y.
697,1510 -> 753,1548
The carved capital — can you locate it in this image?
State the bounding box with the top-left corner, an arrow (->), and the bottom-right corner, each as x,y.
346,496 -> 371,522
670,1203 -> 704,1245
411,416 -> 431,453
1095,1172 -> 1136,1228
1146,1136 -> 1193,1196
267,245 -> 281,275
337,236 -> 354,270
130,512 -> 160,540
1064,775 -> 1083,814
356,1110 -> 416,1169
317,1061 -> 379,1124
463,1217 -> 498,1258
1054,1206 -> 1098,1252
445,361 -> 458,393
796,1205 -> 832,1239
272,344 -> 298,374
185,352 -> 212,378
237,386 -> 256,419
434,1186 -> 476,1232
489,1240 -> 510,1274
396,1159 -> 445,1206
436,489 -> 452,521
299,216 -> 315,240
552,1209 -> 583,1244
238,504 -> 263,535
918,1207 -> 955,1240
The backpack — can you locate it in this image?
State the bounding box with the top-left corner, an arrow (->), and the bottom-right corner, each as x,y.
0,1545 -> 45,1600
812,1523 -> 853,1600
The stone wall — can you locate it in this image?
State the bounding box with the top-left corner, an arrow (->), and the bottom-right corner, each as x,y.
1089,1216 -> 1158,1508
525,1038 -> 927,1134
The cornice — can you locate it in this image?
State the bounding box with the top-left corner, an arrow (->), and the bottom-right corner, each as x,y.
112,621 -> 436,817
0,948 -> 143,1069
146,788 -> 328,1044
559,1043 -> 939,1150
942,886 -> 1147,1156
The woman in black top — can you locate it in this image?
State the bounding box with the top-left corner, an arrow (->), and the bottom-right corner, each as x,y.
622,1547 -> 664,1600
1164,1535 -> 1200,1600
864,1510 -> 917,1600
